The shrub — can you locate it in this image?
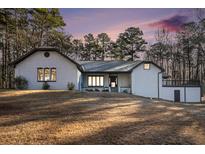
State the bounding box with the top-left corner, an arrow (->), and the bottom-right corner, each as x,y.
102,88 -> 109,92
86,89 -> 93,92
67,82 -> 75,90
42,82 -> 50,90
14,76 -> 28,90
123,89 -> 128,93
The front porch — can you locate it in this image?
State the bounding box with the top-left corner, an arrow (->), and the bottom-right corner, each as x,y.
81,73 -> 131,93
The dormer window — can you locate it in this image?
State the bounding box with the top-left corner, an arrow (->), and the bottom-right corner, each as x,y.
144,63 -> 150,70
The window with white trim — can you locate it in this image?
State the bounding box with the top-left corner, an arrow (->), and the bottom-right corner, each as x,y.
88,76 -> 104,87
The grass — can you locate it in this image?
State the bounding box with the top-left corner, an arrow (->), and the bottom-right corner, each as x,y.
0,90 -> 205,144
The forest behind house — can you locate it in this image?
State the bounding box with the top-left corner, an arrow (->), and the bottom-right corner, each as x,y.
0,8 -> 205,89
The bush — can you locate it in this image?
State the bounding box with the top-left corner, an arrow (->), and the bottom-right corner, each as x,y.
42,82 -> 50,90
102,89 -> 109,92
67,82 -> 75,90
86,89 -> 93,92
123,89 -> 128,93
14,76 -> 28,90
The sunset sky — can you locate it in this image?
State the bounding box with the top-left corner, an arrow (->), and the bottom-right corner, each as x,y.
60,8 -> 196,44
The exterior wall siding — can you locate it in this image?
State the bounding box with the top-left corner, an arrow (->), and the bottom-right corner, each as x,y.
118,73 -> 131,88
159,74 -> 201,102
131,63 -> 201,103
159,86 -> 201,103
15,51 -> 81,90
131,63 -> 160,98
186,87 -> 201,102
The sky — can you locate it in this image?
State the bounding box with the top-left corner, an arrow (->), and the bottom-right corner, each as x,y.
60,8 -> 196,44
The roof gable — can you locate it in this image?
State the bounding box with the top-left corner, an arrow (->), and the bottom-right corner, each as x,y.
130,61 -> 164,72
10,48 -> 83,71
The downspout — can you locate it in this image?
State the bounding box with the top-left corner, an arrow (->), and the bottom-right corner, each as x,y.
200,81 -> 203,103
130,72 -> 132,94
158,71 -> 163,99
184,86 -> 186,103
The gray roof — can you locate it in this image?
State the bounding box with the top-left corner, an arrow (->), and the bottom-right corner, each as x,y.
77,60 -> 142,72
10,47 -> 164,73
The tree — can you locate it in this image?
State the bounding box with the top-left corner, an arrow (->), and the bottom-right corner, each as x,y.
116,27 -> 147,61
147,29 -> 172,76
72,39 -> 84,60
29,8 -> 65,47
177,22 -> 196,80
97,33 -> 111,60
83,33 -> 98,60
110,40 -> 125,60
146,16 -> 205,84
47,30 -> 73,56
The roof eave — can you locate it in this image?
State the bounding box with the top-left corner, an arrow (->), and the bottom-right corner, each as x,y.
83,71 -> 132,73
130,60 -> 165,72
9,47 -> 84,72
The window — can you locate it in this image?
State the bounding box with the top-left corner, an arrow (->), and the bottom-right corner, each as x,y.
37,68 -> 56,82
37,68 -> 44,81
96,76 -> 100,86
144,63 -> 150,70
88,76 -> 104,87
44,68 -> 50,81
88,76 -> 92,86
100,76 -> 104,86
50,68 -> 56,81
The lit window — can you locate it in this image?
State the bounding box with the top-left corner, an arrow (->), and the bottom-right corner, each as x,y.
100,76 -> 104,86
37,68 -> 44,81
37,68 -> 56,82
96,76 -> 100,86
92,76 -> 96,86
44,68 -> 50,81
88,76 -> 104,87
88,76 -> 92,86
144,63 -> 150,70
51,68 -> 56,81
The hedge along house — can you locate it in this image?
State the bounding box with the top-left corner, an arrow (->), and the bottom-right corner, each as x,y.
11,47 -> 202,103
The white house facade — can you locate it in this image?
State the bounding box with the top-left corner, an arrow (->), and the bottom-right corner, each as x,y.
11,48 -> 202,103
131,63 -> 160,98
14,48 -> 82,90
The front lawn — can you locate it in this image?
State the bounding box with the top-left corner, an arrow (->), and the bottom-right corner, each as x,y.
0,90 -> 205,144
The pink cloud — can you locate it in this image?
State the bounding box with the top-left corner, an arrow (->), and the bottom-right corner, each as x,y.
148,15 -> 188,32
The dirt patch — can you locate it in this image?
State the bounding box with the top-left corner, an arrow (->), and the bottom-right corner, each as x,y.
0,90 -> 205,144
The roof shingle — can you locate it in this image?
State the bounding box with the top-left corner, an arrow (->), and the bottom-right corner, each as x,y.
77,60 -> 142,72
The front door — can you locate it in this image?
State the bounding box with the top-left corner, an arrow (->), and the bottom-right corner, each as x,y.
109,75 -> 118,92
174,90 -> 180,102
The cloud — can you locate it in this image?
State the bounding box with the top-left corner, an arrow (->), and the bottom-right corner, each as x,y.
148,15 -> 189,32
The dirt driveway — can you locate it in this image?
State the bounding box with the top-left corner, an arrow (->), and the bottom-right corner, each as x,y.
0,90 -> 205,144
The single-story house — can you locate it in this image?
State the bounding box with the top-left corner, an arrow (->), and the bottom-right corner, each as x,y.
11,47 -> 202,103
